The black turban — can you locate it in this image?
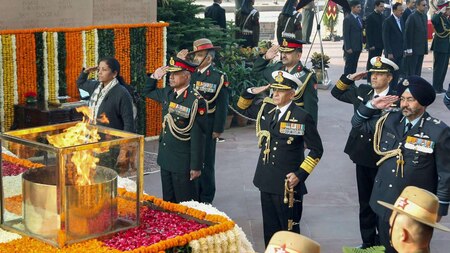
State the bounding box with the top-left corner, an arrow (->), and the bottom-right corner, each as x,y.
397,76 -> 436,106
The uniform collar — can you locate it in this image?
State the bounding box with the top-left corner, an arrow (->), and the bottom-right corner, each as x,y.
174,85 -> 190,97
373,87 -> 390,97
276,101 -> 293,120
198,64 -> 212,74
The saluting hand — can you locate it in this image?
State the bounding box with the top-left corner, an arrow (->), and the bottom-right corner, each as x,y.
250,84 -> 271,95
264,45 -> 280,60
371,95 -> 399,109
152,66 -> 170,80
348,71 -> 368,81
286,172 -> 300,188
84,66 -> 98,74
177,49 -> 189,60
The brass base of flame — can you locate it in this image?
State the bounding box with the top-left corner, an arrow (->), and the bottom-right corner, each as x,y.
22,166 -> 118,238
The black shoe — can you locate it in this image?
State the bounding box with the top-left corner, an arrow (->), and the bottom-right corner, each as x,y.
435,89 -> 445,94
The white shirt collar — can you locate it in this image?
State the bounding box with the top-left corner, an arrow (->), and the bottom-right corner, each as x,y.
405,113 -> 424,127
276,101 -> 292,120
373,87 -> 389,97
198,64 -> 211,74
174,85 -> 189,97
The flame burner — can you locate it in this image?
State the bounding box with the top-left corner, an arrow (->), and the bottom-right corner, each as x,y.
22,166 -> 118,238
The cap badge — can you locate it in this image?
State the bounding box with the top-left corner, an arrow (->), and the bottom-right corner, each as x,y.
374,57 -> 382,68
282,39 -> 288,47
169,57 -> 175,66
274,71 -> 284,83
403,79 -> 409,86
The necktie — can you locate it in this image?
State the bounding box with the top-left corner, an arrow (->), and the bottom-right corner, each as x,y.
404,122 -> 412,134
357,16 -> 362,27
271,109 -> 280,128
396,18 -> 402,31
374,95 -> 379,99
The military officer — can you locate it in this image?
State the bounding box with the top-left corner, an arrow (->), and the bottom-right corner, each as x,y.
431,1 -> 450,93
276,0 -> 302,44
253,37 -> 318,124
236,71 -> 323,246
177,38 -> 229,204
143,57 -> 208,203
331,56 -> 399,249
351,76 -> 450,253
235,0 -> 260,48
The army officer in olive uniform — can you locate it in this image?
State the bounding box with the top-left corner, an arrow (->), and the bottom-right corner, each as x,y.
253,37 -> 318,124
178,38 -> 229,204
351,76 -> 450,253
144,57 -> 207,203
236,71 -> 323,246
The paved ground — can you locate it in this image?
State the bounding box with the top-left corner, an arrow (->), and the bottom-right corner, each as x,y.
146,3 -> 450,252
143,38 -> 450,253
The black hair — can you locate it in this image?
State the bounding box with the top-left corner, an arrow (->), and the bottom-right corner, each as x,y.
392,2 -> 402,11
98,57 -> 128,86
374,0 -> 385,7
416,0 -> 426,6
350,0 -> 361,7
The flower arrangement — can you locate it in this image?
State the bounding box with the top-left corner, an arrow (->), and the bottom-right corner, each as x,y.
310,52 -> 330,69
24,91 -> 37,104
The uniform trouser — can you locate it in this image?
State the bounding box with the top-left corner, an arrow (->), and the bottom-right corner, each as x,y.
261,191 -> 303,246
378,217 -> 397,253
199,122 -> 217,203
366,48 -> 384,80
356,164 -> 379,245
160,168 -> 199,203
302,9 -> 314,42
405,54 -> 424,76
344,51 -> 361,75
432,51 -> 450,92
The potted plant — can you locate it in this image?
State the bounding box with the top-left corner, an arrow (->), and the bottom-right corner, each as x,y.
24,91 -> 37,105
310,52 -> 330,87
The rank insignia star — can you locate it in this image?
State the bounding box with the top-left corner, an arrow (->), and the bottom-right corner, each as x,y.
274,244 -> 288,253
397,198 -> 409,210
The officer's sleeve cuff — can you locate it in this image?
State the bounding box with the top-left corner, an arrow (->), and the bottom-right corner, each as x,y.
356,103 -> 379,119
237,89 -> 256,109
336,74 -> 352,91
299,156 -> 320,174
438,202 -> 449,216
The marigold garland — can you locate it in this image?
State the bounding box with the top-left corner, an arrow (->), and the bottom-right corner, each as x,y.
1,153 -> 45,168
65,31 -> 83,99
114,28 -> 131,84
15,34 -> 37,104
0,23 -> 168,136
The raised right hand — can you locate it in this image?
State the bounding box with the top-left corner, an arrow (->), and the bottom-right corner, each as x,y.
152,66 -> 170,80
84,66 -> 98,74
264,45 -> 280,60
371,95 -> 399,109
177,49 -> 189,60
348,71 -> 368,81
251,84 -> 271,94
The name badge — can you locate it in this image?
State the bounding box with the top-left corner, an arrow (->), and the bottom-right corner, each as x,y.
196,81 -> 217,93
404,136 -> 434,154
279,122 -> 305,135
169,102 -> 191,118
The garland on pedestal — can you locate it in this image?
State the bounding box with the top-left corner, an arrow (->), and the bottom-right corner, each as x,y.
0,23 -> 168,135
